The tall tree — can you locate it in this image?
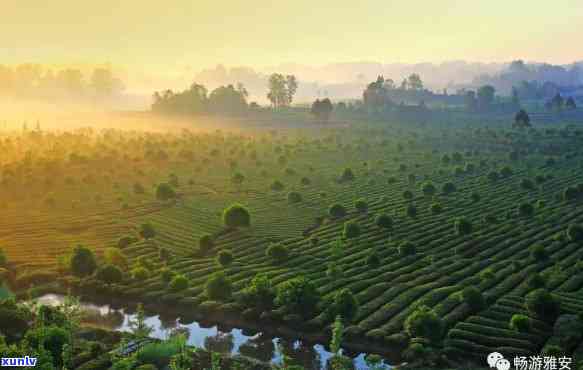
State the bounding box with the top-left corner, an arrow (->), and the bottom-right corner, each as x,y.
407,74 -> 423,90
566,97 -> 577,110
267,73 -> 298,109
363,76 -> 393,113
310,98 -> 333,122
477,85 -> 495,111
285,75 -> 298,105
90,68 -> 124,97
513,109 -> 531,129
208,84 -> 248,114
464,91 -> 478,112
551,93 -> 564,111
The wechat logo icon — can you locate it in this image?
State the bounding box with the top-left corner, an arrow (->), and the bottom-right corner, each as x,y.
487,352 -> 510,370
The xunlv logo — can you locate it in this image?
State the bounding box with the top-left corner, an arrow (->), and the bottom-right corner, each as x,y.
1,357 -> 37,367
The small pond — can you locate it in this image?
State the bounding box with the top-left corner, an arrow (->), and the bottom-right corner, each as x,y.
36,294 -> 394,370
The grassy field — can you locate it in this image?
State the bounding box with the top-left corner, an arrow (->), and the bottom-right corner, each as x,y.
3,114 -> 583,365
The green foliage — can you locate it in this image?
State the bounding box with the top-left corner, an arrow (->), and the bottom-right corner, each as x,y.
398,241 -> 416,256
331,289 -> 359,323
216,250 -> 234,267
205,272 -> 232,301
404,305 -> 444,343
271,180 -> 285,191
354,198 -> 368,213
421,181 -> 436,196
530,244 -> 548,262
470,192 -> 481,203
520,178 -> 536,190
231,172 -> 245,186
340,168 -> 355,182
327,261 -> 343,279
159,247 -> 171,262
266,243 -> 288,263
131,266 -> 150,280
454,217 -> 473,236
525,289 -> 560,322
117,235 -> 139,248
275,276 -> 320,318
441,182 -> 456,195
69,245 -> 97,278
509,314 -> 530,332
480,268 -> 495,281
287,191 -> 302,203
330,315 -> 344,355
128,303 -> 153,339
240,273 -> 275,311
169,274 -> 189,292
518,202 -> 535,218
406,203 -> 417,218
375,214 -> 393,230
461,286 -> 485,311
0,299 -> 31,342
95,264 -> 123,284
26,325 -> 70,368
563,186 -> 580,201
542,344 -> 564,357
487,171 -> 500,182
403,190 -> 414,200
500,166 -> 513,178
136,339 -> 182,369
160,267 -> 175,285
366,250 -> 381,268
0,249 -> 6,267
199,234 -> 215,254
222,203 -> 251,228
104,247 -> 129,270
343,221 -> 361,239
527,273 -> 546,289
567,224 -> 583,242
430,202 -> 443,214
156,183 -> 177,201
329,203 -> 347,218
311,98 -> 334,121
139,223 -> 156,240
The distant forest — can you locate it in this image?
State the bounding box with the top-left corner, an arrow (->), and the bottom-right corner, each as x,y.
0,64 -> 124,101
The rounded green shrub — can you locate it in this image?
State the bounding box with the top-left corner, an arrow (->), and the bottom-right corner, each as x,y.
155,183 -> 176,201
567,224 -> 583,242
205,272 -> 232,301
375,214 -> 393,230
354,198 -> 368,213
266,243 -> 288,263
343,221 -> 361,239
329,203 -> 347,218
216,250 -> 234,267
270,180 -> 285,191
287,191 -> 302,203
525,289 -> 560,322
441,182 -> 456,195
454,217 -> 473,236
461,286 -> 485,311
222,203 -> 251,228
169,274 -> 189,292
404,305 -> 444,343
95,264 -> 123,285
509,314 -> 530,332
399,241 -> 416,256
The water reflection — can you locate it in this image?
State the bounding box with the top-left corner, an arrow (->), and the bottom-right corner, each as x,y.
35,294 -> 391,370
238,333 -> 275,363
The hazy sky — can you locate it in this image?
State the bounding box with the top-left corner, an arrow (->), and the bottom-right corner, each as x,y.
3,0 -> 583,69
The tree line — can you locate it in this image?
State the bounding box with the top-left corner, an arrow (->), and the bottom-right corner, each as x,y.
152,73 -> 299,115
0,64 -> 124,100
